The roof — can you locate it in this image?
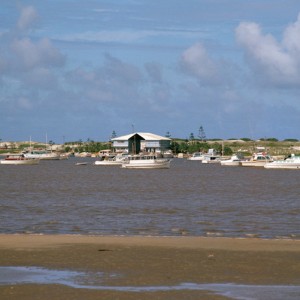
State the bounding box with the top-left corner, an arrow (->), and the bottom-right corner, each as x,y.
111,132 -> 171,141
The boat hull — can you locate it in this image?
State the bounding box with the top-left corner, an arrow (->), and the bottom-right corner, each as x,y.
241,152 -> 273,167
187,152 -> 204,161
220,154 -> 243,166
264,162 -> 300,169
122,160 -> 170,169
94,161 -> 123,166
202,156 -> 221,164
94,154 -> 127,166
220,161 -> 241,166
240,161 -> 270,167
0,159 -> 40,165
187,157 -> 204,161
122,163 -> 170,169
24,154 -> 60,160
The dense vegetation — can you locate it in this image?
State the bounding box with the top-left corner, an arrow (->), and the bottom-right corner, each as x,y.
169,138 -> 300,156
64,140 -> 111,154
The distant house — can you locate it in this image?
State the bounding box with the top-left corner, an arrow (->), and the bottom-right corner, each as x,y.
111,132 -> 171,154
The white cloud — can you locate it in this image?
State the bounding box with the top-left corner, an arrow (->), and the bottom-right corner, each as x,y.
283,13 -> 300,56
17,6 -> 38,31
0,5 -> 66,112
236,17 -> 300,86
180,43 -> 219,84
65,55 -> 143,106
10,37 -> 65,71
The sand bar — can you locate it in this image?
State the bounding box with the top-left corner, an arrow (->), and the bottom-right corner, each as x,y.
0,234 -> 299,300
1,234 -> 300,250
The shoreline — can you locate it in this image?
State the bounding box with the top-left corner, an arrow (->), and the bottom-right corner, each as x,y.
1,234 -> 300,299
1,233 -> 300,251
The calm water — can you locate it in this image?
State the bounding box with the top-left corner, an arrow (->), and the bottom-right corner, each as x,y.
0,157 -> 299,238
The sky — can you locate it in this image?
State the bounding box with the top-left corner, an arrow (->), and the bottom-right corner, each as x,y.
1,0 -> 300,143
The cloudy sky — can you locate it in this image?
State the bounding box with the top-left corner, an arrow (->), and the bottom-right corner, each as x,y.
1,0 -> 300,143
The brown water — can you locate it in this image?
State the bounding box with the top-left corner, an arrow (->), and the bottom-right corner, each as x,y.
0,158 -> 299,238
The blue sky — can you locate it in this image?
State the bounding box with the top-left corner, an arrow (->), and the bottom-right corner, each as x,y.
1,0 -> 300,143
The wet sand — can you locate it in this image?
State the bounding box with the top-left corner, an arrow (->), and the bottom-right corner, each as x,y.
0,234 -> 299,299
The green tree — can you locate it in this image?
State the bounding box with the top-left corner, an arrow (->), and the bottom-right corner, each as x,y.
198,126 -> 206,142
189,133 -> 195,140
111,130 -> 117,139
170,141 -> 179,153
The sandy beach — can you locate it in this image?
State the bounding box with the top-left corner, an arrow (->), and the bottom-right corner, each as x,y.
0,234 -> 299,299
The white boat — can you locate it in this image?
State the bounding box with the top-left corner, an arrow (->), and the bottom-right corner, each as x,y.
121,154 -> 171,169
220,154 -> 244,166
187,152 -> 204,161
23,150 -> 60,160
264,154 -> 300,169
94,154 -> 127,166
202,155 -> 221,164
201,149 -> 221,164
240,152 -> 273,167
0,154 -> 40,165
161,150 -> 174,158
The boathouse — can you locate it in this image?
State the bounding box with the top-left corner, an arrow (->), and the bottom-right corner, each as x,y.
111,132 -> 171,154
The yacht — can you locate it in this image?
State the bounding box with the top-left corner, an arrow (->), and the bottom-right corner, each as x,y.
23,150 -> 60,160
201,149 -> 221,164
94,153 -> 127,166
0,154 -> 40,165
264,154 -> 300,169
220,154 -> 245,166
240,152 -> 273,167
187,152 -> 204,161
121,154 -> 171,169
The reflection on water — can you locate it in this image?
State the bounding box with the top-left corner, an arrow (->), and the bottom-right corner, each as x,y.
0,267 -> 299,300
0,158 -> 300,238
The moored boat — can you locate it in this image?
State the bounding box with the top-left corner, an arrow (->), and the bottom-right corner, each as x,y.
187,152 -> 204,161
94,153 -> 127,166
202,155 -> 221,164
240,152 -> 273,167
0,154 -> 40,165
220,154 -> 245,166
121,154 -> 171,169
23,150 -> 60,160
264,154 -> 300,169
201,149 -> 221,164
